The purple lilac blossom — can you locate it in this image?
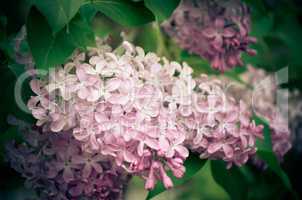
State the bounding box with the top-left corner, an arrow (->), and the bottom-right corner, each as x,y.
6,122 -> 130,200
162,0 -> 257,72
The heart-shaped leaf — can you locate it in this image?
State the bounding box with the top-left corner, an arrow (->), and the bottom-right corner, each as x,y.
27,8 -> 95,70
32,0 -> 85,33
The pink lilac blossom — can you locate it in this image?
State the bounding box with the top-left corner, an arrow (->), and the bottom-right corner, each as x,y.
6,121 -> 129,200
26,39 -> 263,190
223,65 -> 292,166
179,75 -> 263,168
241,66 -> 291,162
162,0 -> 257,72
27,40 -> 190,190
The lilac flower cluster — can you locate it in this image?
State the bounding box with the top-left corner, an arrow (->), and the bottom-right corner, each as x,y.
24,39 -> 263,192
181,76 -> 263,168
241,66 -> 291,162
162,0 -> 257,72
27,40 -> 191,190
6,122 -> 129,200
223,65 -> 292,166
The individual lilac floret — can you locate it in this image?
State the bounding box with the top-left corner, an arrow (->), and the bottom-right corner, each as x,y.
162,0 -> 257,72
6,122 -> 129,200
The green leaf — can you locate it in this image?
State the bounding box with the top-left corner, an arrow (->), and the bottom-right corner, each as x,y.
80,4 -> 98,23
256,150 -> 292,189
134,24 -> 159,53
251,13 -> 274,38
146,154 -> 207,200
144,0 -> 180,22
253,115 -> 295,196
135,23 -> 170,58
68,14 -> 96,48
90,0 -> 154,26
180,51 -> 216,76
211,160 -> 248,200
27,8 -> 75,69
32,0 -> 85,33
0,63 -> 34,132
92,14 -> 121,38
246,11 -> 302,90
243,0 -> 267,15
27,8 -> 95,70
273,16 -> 302,83
8,63 -> 26,78
0,35 -> 15,60
253,115 -> 272,151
